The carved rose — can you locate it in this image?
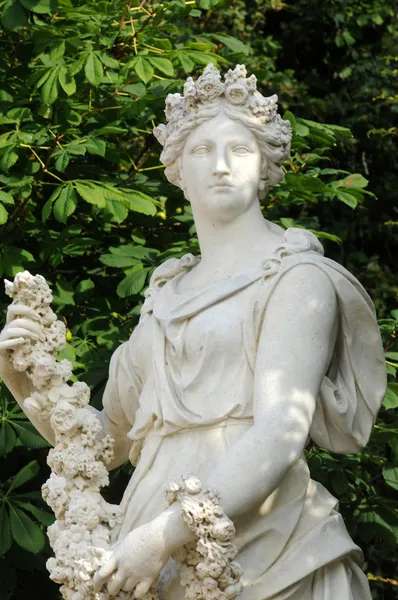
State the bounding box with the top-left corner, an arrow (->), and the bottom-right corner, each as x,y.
51,400 -> 79,435
225,84 -> 249,106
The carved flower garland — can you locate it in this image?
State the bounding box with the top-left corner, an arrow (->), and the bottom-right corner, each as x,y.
166,477 -> 244,600
4,272 -> 244,600
4,272 -> 127,600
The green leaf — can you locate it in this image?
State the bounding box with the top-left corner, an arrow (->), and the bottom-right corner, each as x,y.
7,460 -> 40,493
295,123 -> 310,137
0,190 -> 14,204
18,503 -> 54,526
383,466 -> 398,490
134,56 -> 154,84
9,506 -> 45,553
0,203 -> 8,224
117,266 -> 149,298
336,190 -> 358,209
1,0 -> 28,31
210,34 -> 250,55
75,279 -> 95,300
99,53 -> 120,69
152,37 -> 173,51
75,181 -> 106,208
19,0 -> 58,13
105,199 -> 128,223
94,125 -> 127,136
336,174 -> 369,189
100,253 -> 140,268
41,67 -> 59,105
383,385 -> 398,410
58,67 -> 76,96
0,148 -> 19,171
52,280 -> 75,306
178,53 -> 195,73
0,91 -> 13,103
148,57 -> 174,76
54,149 -> 70,172
0,505 -> 12,556
83,137 -> 106,157
53,184 -> 78,223
0,422 -> 17,455
49,40 -> 65,62
12,421 -> 49,449
126,190 -> 157,215
371,13 -> 383,25
385,352 -> 398,360
123,83 -> 146,97
85,52 -> 104,87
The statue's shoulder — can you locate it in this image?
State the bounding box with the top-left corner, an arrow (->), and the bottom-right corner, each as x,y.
261,227 -> 324,279
278,227 -> 325,258
139,254 -> 199,322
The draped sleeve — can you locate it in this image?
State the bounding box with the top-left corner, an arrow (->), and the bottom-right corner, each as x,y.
257,228 -> 387,454
101,319 -> 151,464
309,256 -> 387,453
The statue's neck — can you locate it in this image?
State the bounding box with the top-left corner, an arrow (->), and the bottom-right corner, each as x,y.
192,203 -> 283,275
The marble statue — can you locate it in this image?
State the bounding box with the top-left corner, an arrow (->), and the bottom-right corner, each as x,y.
0,63 -> 387,600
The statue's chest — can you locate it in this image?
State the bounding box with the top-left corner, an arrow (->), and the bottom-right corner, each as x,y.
162,288 -> 253,364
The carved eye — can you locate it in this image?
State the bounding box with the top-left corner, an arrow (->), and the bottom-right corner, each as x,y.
233,146 -> 250,154
192,146 -> 210,156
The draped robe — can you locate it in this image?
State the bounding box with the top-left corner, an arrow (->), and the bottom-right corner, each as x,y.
102,228 -> 386,599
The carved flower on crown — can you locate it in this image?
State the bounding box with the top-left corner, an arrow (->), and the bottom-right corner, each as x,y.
196,64 -> 224,103
224,64 -> 247,85
246,74 -> 257,92
276,114 -> 292,144
165,93 -> 183,120
225,83 -> 249,106
153,123 -> 167,146
184,77 -> 196,98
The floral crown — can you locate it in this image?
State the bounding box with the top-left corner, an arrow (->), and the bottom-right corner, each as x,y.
153,63 -> 291,147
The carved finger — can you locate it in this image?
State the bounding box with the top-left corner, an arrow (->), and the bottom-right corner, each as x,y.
7,305 -> 41,324
93,557 -> 117,592
134,580 -> 152,598
6,319 -> 43,337
1,327 -> 38,342
0,337 -> 25,350
108,572 -> 127,596
122,576 -> 139,592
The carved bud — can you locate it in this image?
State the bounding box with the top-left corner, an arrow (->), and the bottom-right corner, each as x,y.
209,518 -> 235,542
184,477 -> 202,494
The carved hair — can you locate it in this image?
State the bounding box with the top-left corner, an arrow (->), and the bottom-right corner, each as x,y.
153,64 -> 292,199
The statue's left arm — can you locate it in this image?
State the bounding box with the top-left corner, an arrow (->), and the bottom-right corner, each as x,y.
160,263 -> 339,541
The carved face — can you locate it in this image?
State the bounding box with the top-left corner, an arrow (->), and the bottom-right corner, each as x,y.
180,112 -> 263,223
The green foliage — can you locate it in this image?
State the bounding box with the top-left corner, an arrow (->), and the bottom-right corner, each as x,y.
0,0 -> 396,597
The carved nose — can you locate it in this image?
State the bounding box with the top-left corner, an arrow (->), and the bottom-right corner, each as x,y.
212,157 -> 230,177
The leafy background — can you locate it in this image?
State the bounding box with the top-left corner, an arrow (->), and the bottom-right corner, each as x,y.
0,0 -> 397,598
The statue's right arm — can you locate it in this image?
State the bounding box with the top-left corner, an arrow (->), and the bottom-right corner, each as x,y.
0,305 -> 148,469
0,303 -> 57,445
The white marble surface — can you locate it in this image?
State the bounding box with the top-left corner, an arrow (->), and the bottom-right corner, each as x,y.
0,64 -> 387,600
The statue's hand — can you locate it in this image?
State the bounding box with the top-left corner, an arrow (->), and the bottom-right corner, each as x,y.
0,304 -> 43,386
93,520 -> 170,597
0,304 -> 42,352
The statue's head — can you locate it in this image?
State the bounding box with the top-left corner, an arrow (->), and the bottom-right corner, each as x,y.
154,64 -> 292,222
